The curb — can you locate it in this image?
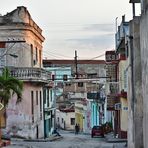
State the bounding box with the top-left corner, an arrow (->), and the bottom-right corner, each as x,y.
105,133 -> 127,143
23,136 -> 63,142
106,139 -> 127,143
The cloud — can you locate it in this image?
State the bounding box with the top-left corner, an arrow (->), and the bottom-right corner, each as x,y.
43,23 -> 115,59
83,24 -> 115,32
65,24 -> 115,50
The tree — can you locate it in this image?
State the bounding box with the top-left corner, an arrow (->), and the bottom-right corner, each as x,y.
0,68 -> 23,144
0,68 -> 23,106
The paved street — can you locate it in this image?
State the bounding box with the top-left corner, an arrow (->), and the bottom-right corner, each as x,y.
6,130 -> 126,148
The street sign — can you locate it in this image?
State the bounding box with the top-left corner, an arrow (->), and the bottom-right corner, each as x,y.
0,103 -> 4,111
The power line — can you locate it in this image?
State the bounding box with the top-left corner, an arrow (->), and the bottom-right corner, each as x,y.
43,50 -> 73,58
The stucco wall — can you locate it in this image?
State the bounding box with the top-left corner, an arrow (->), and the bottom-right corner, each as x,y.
128,16 -> 143,148
0,6 -> 44,68
7,83 -> 44,139
140,10 -> 148,148
56,110 -> 75,130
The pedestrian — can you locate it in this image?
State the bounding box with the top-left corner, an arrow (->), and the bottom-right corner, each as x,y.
75,124 -> 79,135
77,124 -> 80,134
53,128 -> 61,136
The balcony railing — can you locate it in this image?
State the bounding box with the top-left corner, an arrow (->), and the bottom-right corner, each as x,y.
0,67 -> 51,83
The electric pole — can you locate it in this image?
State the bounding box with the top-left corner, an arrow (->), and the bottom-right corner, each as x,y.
74,50 -> 78,79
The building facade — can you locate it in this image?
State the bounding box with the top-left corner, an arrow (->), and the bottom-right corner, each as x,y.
43,59 -> 107,134
0,7 -> 51,139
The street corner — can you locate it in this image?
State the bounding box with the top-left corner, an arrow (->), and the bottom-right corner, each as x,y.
48,135 -> 63,142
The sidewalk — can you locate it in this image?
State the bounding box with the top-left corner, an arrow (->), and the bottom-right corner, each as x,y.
11,134 -> 63,142
5,135 -> 63,148
105,132 -> 127,143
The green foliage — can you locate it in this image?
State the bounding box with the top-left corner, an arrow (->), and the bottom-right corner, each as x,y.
0,67 -> 23,106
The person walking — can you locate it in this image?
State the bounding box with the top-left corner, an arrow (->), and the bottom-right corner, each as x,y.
75,124 -> 79,135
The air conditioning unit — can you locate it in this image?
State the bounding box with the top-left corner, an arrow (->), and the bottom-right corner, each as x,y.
114,103 -> 121,110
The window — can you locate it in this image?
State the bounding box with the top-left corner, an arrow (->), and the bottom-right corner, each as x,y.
43,89 -> 46,104
62,118 -> 64,123
36,91 -> 38,105
39,50 -> 42,68
50,90 -> 52,102
31,91 -> 34,123
31,44 -> 33,67
66,83 -> 71,86
36,48 -> 38,62
70,118 -> 75,125
40,91 -> 42,120
40,91 -> 42,111
47,89 -> 49,107
78,82 -> 83,87
0,42 -> 6,67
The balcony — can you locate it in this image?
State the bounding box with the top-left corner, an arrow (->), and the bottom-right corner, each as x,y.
106,82 -> 120,110
0,67 -> 51,83
107,95 -> 119,110
87,92 -> 105,103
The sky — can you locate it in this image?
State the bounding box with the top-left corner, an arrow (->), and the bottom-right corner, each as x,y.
0,0 -> 136,60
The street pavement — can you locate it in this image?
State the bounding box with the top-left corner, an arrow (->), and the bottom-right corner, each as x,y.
5,130 -> 127,148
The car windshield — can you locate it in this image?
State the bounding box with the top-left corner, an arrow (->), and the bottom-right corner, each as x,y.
93,126 -> 101,129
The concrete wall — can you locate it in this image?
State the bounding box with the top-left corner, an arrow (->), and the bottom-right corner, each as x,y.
128,16 -> 143,148
140,9 -> 148,148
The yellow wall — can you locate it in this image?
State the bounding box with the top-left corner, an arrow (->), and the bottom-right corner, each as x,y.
120,97 -> 128,131
119,60 -> 128,91
75,113 -> 83,131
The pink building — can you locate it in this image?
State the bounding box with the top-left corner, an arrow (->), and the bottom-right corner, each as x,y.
0,7 -> 51,139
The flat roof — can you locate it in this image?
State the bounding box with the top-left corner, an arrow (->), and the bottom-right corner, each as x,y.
43,59 -> 106,65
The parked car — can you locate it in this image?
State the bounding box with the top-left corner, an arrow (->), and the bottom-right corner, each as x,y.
91,125 -> 104,138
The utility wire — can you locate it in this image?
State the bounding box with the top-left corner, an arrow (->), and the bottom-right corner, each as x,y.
43,50 -> 72,58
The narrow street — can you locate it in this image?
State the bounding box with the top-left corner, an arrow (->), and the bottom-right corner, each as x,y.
7,130 -> 126,148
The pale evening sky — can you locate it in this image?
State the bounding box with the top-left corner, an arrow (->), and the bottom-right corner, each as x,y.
0,0 -> 139,60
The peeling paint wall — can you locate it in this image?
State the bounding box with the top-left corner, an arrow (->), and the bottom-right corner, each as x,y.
0,7 -> 45,139
6,83 -> 44,139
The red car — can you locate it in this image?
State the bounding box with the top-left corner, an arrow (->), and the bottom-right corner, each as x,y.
91,126 -> 104,138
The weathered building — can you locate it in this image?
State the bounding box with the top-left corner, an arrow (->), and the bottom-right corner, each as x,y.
105,50 -> 119,136
43,66 -> 72,131
115,16 -> 129,139
140,0 -> 148,146
43,59 -> 107,134
56,106 -> 75,130
0,6 -> 51,139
